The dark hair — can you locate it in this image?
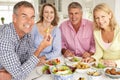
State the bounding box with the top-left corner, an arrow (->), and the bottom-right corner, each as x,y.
13,1 -> 34,14
37,3 -> 59,26
68,2 -> 82,11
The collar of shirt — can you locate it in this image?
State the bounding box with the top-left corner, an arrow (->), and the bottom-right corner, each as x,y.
67,19 -> 86,31
10,23 -> 31,42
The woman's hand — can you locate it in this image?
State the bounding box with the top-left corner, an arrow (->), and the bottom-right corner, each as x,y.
103,60 -> 116,67
34,34 -> 53,57
41,34 -> 53,48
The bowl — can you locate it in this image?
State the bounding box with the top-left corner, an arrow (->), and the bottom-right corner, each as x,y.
87,69 -> 102,80
52,73 -> 73,80
50,65 -> 74,80
104,67 -> 120,79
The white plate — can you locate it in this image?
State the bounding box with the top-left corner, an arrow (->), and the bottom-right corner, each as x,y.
36,66 -> 43,75
104,67 -> 120,79
37,65 -> 51,75
64,56 -> 82,66
87,69 -> 102,76
65,56 -> 82,62
76,68 -> 91,73
91,63 -> 106,71
75,62 -> 91,73
45,58 -> 61,66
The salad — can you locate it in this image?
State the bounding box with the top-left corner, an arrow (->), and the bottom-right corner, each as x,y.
46,58 -> 60,66
42,65 -> 51,74
69,57 -> 80,62
51,65 -> 73,75
92,63 -> 106,69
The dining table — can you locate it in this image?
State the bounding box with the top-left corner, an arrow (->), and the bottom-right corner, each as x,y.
25,55 -> 120,80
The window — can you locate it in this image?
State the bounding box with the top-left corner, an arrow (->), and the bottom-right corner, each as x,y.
0,0 -> 32,24
0,5 -> 13,24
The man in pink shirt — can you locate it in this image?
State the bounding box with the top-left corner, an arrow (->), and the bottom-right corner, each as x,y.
60,2 -> 95,58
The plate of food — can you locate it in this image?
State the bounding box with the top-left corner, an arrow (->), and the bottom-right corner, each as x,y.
75,62 -> 91,73
91,63 -> 106,71
65,56 -> 81,66
87,69 -> 102,80
50,65 -> 74,80
36,65 -> 51,75
45,58 -> 60,66
104,67 -> 120,79
87,69 -> 102,76
67,56 -> 81,62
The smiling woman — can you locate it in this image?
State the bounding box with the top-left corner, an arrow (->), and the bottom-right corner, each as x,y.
84,3 -> 120,68
31,3 -> 61,62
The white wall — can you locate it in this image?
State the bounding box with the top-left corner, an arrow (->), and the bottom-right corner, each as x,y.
34,0 -> 120,25
93,0 -> 120,25
115,0 -> 120,25
93,0 -> 115,12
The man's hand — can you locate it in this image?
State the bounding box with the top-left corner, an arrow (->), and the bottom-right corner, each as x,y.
82,57 -> 95,63
82,52 -> 92,58
63,49 -> 74,57
37,56 -> 46,66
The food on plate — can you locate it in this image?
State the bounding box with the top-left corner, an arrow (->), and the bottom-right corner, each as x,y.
69,57 -> 80,62
87,71 -> 101,76
104,68 -> 120,79
46,58 -> 60,66
67,66 -> 76,72
105,68 -> 120,75
42,65 -> 51,74
97,63 -> 106,68
78,77 -> 85,80
75,62 -> 90,69
117,71 -> 120,75
51,65 -> 73,75
92,63 -> 106,69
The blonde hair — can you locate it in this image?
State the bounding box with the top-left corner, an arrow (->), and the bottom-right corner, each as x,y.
93,3 -> 117,30
37,3 -> 59,26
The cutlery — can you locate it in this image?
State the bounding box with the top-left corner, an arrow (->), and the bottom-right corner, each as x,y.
31,74 -> 43,80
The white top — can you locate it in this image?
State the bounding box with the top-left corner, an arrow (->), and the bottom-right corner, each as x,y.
101,39 -> 111,49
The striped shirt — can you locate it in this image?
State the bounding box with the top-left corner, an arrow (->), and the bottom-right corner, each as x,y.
0,23 -> 39,80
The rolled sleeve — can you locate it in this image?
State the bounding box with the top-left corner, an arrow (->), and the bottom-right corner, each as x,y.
45,27 -> 61,59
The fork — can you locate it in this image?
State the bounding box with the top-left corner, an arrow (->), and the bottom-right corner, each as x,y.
31,74 -> 43,80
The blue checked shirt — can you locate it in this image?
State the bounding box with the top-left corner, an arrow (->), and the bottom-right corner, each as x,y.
0,23 -> 39,80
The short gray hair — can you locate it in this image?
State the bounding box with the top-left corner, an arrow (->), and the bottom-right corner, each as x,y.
13,1 -> 34,14
68,2 -> 82,11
